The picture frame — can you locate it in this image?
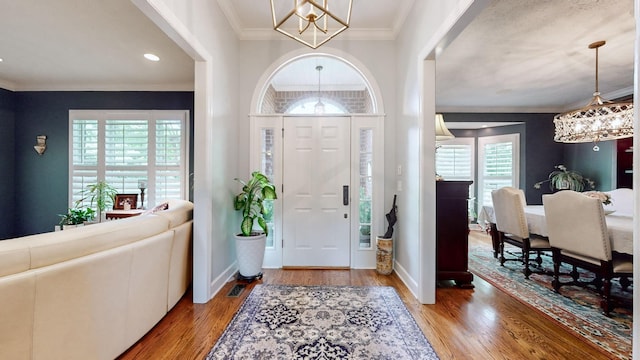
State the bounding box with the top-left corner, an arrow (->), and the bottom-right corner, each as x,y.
114,194 -> 138,210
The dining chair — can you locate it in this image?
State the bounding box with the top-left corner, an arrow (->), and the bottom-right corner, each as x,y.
491,187 -> 551,278
542,190 -> 633,315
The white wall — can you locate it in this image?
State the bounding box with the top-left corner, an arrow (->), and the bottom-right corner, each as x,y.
136,0 -> 241,303
393,0 -> 490,302
237,40 -> 397,229
139,0 -> 491,305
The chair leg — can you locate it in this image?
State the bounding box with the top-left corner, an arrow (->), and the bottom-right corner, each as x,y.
523,247 -> 531,279
570,265 -> 579,282
499,238 -> 506,267
601,278 -> 612,316
551,250 -> 561,292
534,251 -> 543,266
620,277 -> 631,291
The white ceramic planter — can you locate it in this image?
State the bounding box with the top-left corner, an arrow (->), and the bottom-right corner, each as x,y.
234,233 -> 266,277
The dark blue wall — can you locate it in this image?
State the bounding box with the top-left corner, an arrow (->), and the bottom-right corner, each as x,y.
0,89 -> 16,239
5,91 -> 194,238
444,113 -> 566,205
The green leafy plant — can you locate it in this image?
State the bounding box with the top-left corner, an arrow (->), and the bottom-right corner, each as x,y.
533,165 -> 595,192
59,207 -> 96,226
233,171 -> 277,236
75,181 -> 118,216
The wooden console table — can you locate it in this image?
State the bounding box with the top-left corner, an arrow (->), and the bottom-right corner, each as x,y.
105,209 -> 144,220
436,180 -> 474,288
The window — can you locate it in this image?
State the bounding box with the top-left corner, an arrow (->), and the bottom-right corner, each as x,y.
69,110 -> 189,209
358,129 -> 373,249
477,134 -> 520,209
286,98 -> 347,114
436,137 -> 476,218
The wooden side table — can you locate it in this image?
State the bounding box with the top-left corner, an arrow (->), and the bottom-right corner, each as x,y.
105,209 -> 144,220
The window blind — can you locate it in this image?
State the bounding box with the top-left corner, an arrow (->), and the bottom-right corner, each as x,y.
70,111 -> 188,209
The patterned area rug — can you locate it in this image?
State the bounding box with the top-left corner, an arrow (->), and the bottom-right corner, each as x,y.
206,285 -> 439,359
468,238 -> 632,359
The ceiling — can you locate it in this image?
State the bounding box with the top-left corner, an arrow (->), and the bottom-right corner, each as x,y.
0,0 -> 635,113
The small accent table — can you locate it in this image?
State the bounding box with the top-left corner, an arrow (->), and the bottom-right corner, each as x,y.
105,209 -> 145,220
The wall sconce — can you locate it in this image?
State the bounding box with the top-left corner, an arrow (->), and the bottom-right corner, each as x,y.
34,135 -> 47,155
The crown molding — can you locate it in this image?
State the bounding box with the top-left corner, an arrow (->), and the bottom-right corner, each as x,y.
239,27 -> 396,41
216,0 -> 243,37
11,82 -> 195,92
0,78 -> 17,92
391,0 -> 416,37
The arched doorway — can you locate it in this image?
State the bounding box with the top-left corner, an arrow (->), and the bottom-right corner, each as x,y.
249,51 -> 386,269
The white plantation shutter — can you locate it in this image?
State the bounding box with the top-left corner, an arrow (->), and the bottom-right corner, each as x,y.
70,110 -> 188,209
478,134 -> 520,209
436,139 -> 474,181
436,137 -> 475,217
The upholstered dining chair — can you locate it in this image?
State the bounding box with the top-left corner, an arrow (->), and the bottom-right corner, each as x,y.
491,187 -> 551,278
542,190 -> 633,315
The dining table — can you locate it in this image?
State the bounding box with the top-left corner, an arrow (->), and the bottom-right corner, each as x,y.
478,205 -> 634,257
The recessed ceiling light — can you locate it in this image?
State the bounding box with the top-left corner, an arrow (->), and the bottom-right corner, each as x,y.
144,53 -> 160,62
482,125 -> 488,128
0,58 -> 4,62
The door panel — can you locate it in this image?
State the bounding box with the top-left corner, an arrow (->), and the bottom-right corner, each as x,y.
283,117 -> 350,267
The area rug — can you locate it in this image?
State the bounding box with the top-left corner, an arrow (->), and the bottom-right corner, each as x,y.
468,239 -> 632,359
206,285 -> 439,359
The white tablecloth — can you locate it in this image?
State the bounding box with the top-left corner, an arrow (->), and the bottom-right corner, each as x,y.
478,205 -> 633,255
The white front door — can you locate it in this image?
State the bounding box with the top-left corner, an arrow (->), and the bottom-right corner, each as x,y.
282,116 -> 351,267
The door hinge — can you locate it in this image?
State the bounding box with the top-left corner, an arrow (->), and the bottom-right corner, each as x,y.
281,238 -> 284,248
282,184 -> 284,193
282,127 -> 284,138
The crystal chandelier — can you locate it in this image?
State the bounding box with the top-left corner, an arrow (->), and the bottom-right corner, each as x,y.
270,0 -> 352,49
553,41 -> 634,151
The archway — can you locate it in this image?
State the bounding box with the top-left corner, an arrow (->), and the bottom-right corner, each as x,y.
249,49 -> 387,269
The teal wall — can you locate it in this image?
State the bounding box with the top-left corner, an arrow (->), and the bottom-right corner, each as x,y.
0,89 -> 16,239
3,91 -> 194,239
565,141 -> 615,191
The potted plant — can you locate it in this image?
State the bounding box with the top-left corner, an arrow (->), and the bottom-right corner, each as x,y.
533,165 -> 595,192
75,180 -> 118,222
59,207 -> 96,229
233,171 -> 277,281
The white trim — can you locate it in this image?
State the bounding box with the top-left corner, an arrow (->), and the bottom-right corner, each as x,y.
418,59 -> 437,304
249,47 -> 385,116
477,133 -> 521,210
132,0 -> 215,305
350,115 -> 385,269
250,115 -> 284,268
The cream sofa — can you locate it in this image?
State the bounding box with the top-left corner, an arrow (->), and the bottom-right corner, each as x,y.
0,199 -> 193,360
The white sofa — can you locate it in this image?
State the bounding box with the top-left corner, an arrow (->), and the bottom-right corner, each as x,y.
0,199 -> 193,360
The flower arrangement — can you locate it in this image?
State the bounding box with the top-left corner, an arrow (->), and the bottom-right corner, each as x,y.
583,191 -> 612,205
533,164 -> 595,192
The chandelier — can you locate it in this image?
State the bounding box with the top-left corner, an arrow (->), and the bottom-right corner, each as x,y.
314,65 -> 325,114
270,0 -> 352,49
553,41 -> 634,151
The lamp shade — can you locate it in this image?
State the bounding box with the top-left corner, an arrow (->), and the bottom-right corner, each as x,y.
435,114 -> 455,141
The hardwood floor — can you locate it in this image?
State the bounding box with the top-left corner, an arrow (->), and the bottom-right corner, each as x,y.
118,232 -> 611,360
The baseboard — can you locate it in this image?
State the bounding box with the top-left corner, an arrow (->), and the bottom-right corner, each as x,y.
393,260 -> 418,299
209,261 -> 238,299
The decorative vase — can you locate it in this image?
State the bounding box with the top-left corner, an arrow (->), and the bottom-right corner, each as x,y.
234,233 -> 266,279
376,236 -> 393,275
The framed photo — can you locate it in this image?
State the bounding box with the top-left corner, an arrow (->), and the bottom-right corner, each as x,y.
114,194 -> 138,210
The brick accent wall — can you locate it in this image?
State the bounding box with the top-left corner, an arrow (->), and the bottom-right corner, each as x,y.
260,88 -> 372,114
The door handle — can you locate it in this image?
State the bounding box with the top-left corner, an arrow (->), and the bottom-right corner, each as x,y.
343,185 -> 349,206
